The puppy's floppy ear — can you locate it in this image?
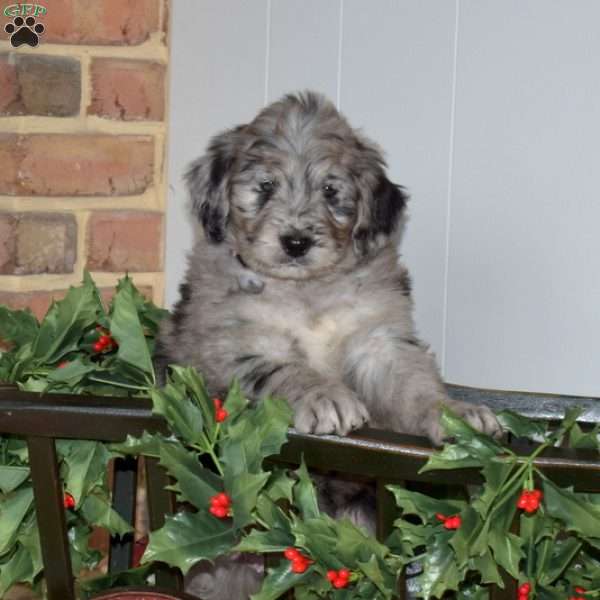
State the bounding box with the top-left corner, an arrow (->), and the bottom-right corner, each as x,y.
353,172 -> 408,258
185,127 -> 241,243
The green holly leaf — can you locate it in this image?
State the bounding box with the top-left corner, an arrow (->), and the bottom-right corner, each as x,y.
456,581 -> 491,600
45,358 -> 98,390
0,486 -> 34,554
142,510 -> 237,574
0,543 -> 33,597
538,537 -> 582,585
569,422 -> 600,450
470,549 -> 503,587
17,513 -> 42,580
449,506 -> 488,565
150,384 -> 205,445
472,459 -> 516,517
255,494 -> 293,533
416,530 -> 466,599
487,529 -> 523,580
542,477 -> 600,538
235,527 -> 294,554
420,443 -> 487,473
357,554 -> 395,597
497,410 -> 547,439
229,472 -> 270,529
0,466 -> 30,494
80,493 -> 133,537
439,408 -> 503,458
109,282 -> 155,385
264,468 -> 295,503
334,518 -> 389,564
291,515 -> 339,566
251,558 -> 314,600
61,441 -> 111,504
111,431 -> 164,458
0,306 -> 38,349
294,460 -> 320,521
387,485 -> 463,522
32,282 -> 100,364
69,522 -> 100,574
158,440 -> 221,507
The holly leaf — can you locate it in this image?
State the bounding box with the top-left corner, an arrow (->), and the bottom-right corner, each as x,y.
158,440 -> 221,507
32,283 -> 100,364
487,529 -> 523,580
61,441 -> 111,504
235,527 -> 294,554
0,543 -> 33,597
294,460 -> 320,521
45,358 -> 98,390
251,558 -> 314,600
229,472 -> 270,530
0,466 -> 30,494
357,554 -> 395,596
264,468 -> 295,503
472,459 -> 516,517
142,510 -> 237,574
111,431 -> 164,458
79,564 -> 153,599
497,410 -> 547,440
0,306 -> 38,349
150,384 -> 205,445
387,485 -> 463,522
449,506 -> 488,565
0,486 -> 34,555
255,494 -> 293,533
542,477 -> 600,538
538,537 -> 582,585
439,408 -> 503,458
420,443 -> 487,472
80,493 -> 133,537
109,282 -> 155,385
569,422 -> 600,450
416,530 -> 466,599
470,549 -> 503,587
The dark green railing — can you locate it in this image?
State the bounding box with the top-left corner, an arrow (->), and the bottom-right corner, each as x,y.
1,384 -> 599,600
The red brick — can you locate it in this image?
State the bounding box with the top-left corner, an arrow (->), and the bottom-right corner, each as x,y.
0,134 -> 154,196
0,214 -> 17,273
89,59 -> 165,121
0,285 -> 154,322
87,211 -> 163,272
0,213 -> 76,275
41,0 -> 161,46
0,54 -> 81,117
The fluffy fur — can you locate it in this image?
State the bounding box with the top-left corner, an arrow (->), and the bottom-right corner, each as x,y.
156,91 -> 500,444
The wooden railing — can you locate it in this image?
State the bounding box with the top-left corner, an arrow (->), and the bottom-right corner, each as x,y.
1,384 -> 599,600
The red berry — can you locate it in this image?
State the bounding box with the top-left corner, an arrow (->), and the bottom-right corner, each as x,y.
338,569 -> 350,580
284,547 -> 300,560
63,493 -> 75,509
209,505 -> 228,518
518,583 -> 531,596
435,513 -> 446,522
213,397 -> 223,410
333,577 -> 348,589
93,341 -> 104,352
575,588 -> 587,595
57,361 -> 69,368
216,408 -> 229,422
443,515 -> 461,529
326,570 -> 338,582
291,557 -> 308,573
98,335 -> 111,347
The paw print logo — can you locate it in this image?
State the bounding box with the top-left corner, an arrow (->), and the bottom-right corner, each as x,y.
4,15 -> 45,47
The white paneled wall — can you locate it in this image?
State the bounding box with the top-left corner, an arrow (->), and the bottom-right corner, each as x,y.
167,0 -> 600,397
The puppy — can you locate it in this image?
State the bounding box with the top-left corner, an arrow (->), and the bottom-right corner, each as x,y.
156,91 -> 500,445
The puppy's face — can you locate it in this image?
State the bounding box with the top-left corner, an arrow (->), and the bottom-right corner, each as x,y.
186,92 -> 407,280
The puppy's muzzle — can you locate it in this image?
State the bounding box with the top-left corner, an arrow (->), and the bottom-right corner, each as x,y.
280,234 -> 314,258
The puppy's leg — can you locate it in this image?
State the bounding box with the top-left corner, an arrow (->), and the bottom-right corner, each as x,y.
234,356 -> 369,436
342,325 -> 501,445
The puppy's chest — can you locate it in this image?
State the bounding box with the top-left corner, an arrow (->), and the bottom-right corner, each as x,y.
242,286 -> 383,369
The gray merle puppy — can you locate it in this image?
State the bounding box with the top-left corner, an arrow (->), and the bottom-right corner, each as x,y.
156,91 -> 501,600
156,91 -> 500,445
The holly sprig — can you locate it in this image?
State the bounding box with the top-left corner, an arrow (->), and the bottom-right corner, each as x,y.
1,274 -> 600,599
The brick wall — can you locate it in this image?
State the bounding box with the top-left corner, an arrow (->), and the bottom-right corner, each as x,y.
0,0 -> 169,320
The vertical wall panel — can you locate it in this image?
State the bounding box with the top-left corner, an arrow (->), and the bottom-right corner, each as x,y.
340,0 -> 457,361
166,0 -> 268,307
267,0 -> 341,102
446,0 -> 600,395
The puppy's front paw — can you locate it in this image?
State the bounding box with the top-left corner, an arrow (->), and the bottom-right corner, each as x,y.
294,385 -> 369,436
425,401 -> 502,446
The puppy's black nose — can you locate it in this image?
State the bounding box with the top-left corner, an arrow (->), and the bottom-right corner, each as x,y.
280,234 -> 313,258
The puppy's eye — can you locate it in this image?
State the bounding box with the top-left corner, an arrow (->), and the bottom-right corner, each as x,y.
322,184 -> 337,199
260,180 -> 275,194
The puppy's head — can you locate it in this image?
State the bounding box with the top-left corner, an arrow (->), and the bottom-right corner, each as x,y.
186,91 -> 407,280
